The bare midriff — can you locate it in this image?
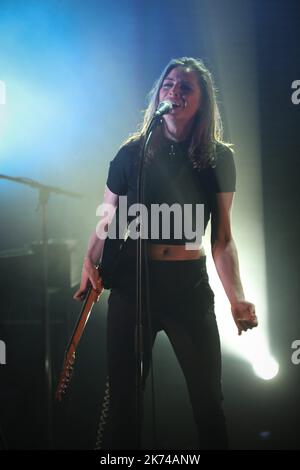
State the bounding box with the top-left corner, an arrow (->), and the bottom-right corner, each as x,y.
148,243 -> 205,261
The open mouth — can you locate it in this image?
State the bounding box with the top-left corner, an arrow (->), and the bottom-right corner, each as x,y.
170,102 -> 181,109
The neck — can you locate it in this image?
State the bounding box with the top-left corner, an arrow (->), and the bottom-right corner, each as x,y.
162,119 -> 193,142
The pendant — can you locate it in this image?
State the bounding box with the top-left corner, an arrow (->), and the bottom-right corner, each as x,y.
169,144 -> 176,158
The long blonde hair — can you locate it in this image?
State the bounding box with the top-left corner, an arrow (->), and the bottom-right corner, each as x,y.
124,57 -> 228,169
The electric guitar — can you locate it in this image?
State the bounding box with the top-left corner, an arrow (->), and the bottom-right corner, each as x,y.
56,219 -> 132,401
55,282 -> 103,402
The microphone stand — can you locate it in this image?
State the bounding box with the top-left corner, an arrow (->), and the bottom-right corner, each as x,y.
0,174 -> 82,449
135,113 -> 164,449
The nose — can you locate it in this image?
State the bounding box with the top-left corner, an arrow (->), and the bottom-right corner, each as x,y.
168,83 -> 180,98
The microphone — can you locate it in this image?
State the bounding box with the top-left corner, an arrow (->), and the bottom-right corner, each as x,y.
154,100 -> 173,117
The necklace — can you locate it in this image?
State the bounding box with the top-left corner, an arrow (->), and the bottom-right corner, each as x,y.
169,144 -> 176,158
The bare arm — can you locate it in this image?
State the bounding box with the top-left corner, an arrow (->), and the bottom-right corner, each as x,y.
211,192 -> 258,335
73,186 -> 119,300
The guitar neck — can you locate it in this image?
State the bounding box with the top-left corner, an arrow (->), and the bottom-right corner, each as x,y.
66,286 -> 100,359
55,284 -> 103,401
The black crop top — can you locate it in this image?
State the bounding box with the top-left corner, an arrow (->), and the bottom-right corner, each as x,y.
106,137 -> 236,245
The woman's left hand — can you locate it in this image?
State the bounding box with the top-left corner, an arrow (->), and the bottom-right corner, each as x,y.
231,301 -> 258,335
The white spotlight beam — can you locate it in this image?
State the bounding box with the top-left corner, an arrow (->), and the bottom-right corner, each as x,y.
202,0 -> 274,373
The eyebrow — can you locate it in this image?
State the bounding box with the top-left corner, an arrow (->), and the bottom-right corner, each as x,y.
163,77 -> 194,85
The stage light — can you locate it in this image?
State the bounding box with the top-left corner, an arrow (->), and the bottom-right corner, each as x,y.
252,357 -> 279,380
200,0 -> 278,383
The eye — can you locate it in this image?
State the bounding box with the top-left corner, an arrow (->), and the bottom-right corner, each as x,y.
181,83 -> 192,92
162,82 -> 172,89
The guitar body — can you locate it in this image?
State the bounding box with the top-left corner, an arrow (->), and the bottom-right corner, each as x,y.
100,213 -> 136,289
100,238 -> 125,289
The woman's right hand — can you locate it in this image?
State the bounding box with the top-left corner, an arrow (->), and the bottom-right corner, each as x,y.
73,257 -> 103,302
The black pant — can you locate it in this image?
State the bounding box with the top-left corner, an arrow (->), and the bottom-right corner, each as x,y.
106,258 -> 228,449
